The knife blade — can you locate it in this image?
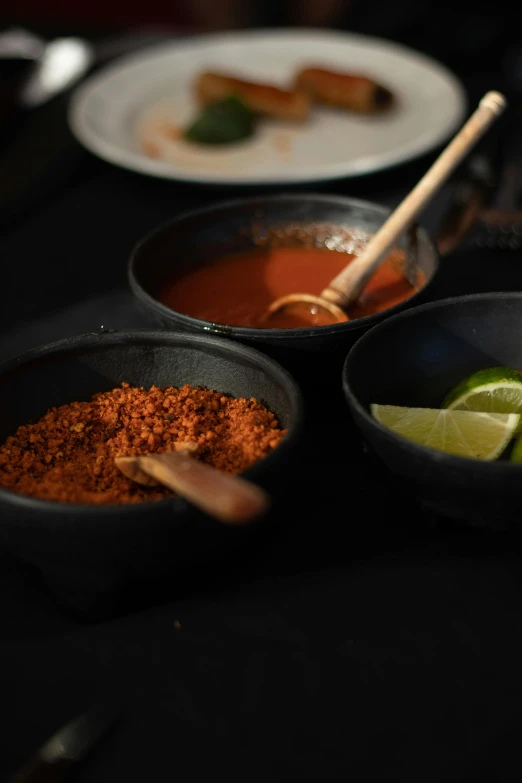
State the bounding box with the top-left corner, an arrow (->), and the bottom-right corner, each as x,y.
8,703 -> 118,782
435,148 -> 496,256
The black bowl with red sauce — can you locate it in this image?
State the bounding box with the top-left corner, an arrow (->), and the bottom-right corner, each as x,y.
0,330 -> 303,618
128,193 -> 439,399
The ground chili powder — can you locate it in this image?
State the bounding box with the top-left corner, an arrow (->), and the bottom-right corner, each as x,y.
0,383 -> 287,505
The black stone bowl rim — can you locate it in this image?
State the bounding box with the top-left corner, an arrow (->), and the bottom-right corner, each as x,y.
0,329 -> 304,516
342,291 -> 522,474
128,192 -> 439,341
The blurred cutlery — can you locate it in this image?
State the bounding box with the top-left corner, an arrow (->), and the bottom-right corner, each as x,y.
0,25 -> 176,228
0,25 -> 175,110
0,27 -> 44,60
8,703 -> 117,782
18,37 -> 95,109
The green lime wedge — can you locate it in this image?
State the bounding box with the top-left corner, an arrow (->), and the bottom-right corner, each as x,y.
371,404 -> 519,460
442,366 -> 522,433
510,435 -> 522,463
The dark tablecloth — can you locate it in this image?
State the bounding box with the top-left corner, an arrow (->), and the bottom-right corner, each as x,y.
2,23 -> 522,783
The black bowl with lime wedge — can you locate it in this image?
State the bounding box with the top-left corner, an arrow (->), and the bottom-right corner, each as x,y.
342,292 -> 522,529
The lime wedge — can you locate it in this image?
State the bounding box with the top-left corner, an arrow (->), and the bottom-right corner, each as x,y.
442,367 -> 522,433
510,435 -> 522,463
371,404 -> 519,460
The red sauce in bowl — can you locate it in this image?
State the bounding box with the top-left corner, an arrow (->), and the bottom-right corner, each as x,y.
157,246 -> 423,329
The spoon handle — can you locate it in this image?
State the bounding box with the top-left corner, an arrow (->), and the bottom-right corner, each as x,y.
138,451 -> 270,525
321,91 -> 507,310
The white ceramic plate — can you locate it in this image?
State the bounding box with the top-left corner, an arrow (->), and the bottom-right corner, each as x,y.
68,28 -> 467,185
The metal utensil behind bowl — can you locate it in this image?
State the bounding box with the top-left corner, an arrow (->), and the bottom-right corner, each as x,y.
8,703 -> 118,782
0,26 -> 174,229
0,25 -> 175,109
0,27 -> 94,108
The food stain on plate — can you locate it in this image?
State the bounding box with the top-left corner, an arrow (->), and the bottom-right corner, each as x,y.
273,132 -> 293,157
136,96 -> 298,173
132,59 -> 403,177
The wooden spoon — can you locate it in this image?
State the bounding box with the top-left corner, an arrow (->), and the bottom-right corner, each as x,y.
262,90 -> 507,326
115,443 -> 270,525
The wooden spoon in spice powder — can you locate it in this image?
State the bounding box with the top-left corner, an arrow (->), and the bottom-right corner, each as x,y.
115,442 -> 270,525
0,383 -> 283,512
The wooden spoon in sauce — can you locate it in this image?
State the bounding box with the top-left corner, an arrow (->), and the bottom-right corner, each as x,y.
261,91 -> 507,327
115,443 -> 270,525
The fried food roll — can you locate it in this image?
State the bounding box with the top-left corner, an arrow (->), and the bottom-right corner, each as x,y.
295,67 -> 394,114
196,71 -> 310,122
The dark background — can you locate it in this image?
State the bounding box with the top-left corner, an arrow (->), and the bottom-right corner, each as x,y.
2,2 -> 522,782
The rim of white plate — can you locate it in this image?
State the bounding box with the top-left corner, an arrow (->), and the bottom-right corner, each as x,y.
67,27 -> 468,185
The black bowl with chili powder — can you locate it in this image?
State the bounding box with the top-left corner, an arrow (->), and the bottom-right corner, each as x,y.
0,330 -> 303,617
128,193 -> 439,400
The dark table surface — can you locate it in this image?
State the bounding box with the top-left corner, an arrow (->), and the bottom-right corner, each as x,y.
2,20 -> 522,783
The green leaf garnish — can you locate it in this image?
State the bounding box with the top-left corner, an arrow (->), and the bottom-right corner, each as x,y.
184,96 -> 255,145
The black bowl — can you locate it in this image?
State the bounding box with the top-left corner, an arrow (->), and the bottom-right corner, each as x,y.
0,330 -> 303,616
342,292 -> 522,529
128,193 -> 439,400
